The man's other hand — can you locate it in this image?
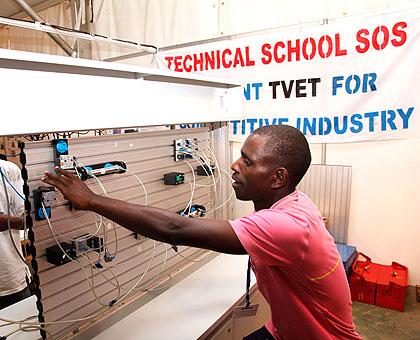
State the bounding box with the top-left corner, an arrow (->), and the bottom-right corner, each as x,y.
42,167 -> 96,210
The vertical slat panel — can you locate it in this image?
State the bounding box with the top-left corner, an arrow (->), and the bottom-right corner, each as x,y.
23,127 -> 228,338
298,164 -> 352,243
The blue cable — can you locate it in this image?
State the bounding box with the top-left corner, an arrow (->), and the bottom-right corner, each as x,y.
0,167 -> 25,201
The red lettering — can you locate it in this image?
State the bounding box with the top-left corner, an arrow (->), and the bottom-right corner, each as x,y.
173,56 -> 183,72
204,51 -> 215,70
372,26 -> 389,50
392,21 -> 407,47
193,53 -> 204,71
287,39 -> 300,61
355,29 -> 370,53
165,56 -> 174,70
274,41 -> 285,63
222,49 -> 232,68
233,47 -> 245,67
302,37 -> 316,60
318,35 -> 333,58
261,43 -> 272,65
334,33 -> 347,56
245,46 -> 255,66
183,55 -> 192,72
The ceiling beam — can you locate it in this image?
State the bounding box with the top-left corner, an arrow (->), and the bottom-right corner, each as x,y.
10,0 -> 64,19
11,0 -> 75,56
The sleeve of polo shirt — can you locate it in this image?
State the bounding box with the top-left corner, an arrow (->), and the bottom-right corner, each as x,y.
229,209 -> 309,268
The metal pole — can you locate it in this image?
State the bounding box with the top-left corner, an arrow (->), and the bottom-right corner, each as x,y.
321,143 -> 327,165
12,0 -> 75,56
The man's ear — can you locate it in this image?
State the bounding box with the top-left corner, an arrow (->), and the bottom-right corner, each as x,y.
272,167 -> 288,189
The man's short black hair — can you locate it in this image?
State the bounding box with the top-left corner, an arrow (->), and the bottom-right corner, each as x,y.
252,125 -> 311,188
0,154 -> 7,161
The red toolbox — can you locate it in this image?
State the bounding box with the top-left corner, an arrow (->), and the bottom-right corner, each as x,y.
376,262 -> 408,312
349,253 -> 381,305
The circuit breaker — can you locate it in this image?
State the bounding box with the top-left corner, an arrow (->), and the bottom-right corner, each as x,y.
164,172 -> 185,185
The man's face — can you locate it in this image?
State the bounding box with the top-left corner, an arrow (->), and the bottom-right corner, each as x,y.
230,134 -> 276,202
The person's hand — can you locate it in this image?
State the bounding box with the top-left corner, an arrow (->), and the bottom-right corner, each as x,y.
41,167 -> 97,210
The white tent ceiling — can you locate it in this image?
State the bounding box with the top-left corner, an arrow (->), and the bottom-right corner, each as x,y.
0,0 -> 64,18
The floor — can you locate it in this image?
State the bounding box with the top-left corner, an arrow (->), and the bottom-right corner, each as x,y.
352,286 -> 420,339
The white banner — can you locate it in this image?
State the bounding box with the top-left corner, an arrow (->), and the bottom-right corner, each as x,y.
156,6 -> 420,143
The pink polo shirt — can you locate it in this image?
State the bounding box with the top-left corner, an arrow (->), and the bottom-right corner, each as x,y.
230,190 -> 361,340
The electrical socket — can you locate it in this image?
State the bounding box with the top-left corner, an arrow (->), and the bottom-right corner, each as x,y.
59,155 -> 74,170
41,190 -> 56,206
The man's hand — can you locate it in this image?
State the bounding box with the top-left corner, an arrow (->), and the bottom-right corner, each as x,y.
42,167 -> 97,210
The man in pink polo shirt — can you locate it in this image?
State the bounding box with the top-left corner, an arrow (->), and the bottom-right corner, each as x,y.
43,125 -> 360,339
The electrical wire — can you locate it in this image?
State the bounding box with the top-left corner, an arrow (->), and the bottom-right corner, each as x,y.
171,247 -> 205,263
194,139 -> 223,188
42,203 -> 121,307
73,157 -> 116,256
0,166 -> 33,269
0,152 -> 21,158
0,140 -> 227,334
179,162 -> 195,217
0,167 -> 30,269
178,142 -> 234,217
191,152 -> 218,207
2,315 -> 54,339
115,240 -> 156,301
205,169 -> 235,216
0,168 -> 25,201
41,161 -> 156,307
118,166 -> 148,206
189,141 -> 233,215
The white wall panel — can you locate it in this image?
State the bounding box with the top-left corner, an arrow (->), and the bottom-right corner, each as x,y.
298,164 -> 352,243
327,139 -> 420,285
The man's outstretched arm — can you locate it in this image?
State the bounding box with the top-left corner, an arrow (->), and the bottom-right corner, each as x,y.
42,167 -> 246,255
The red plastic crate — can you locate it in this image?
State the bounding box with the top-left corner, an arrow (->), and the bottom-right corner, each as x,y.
349,253 -> 381,305
376,262 -> 408,312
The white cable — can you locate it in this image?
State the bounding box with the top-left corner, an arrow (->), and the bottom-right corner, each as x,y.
179,163 -> 195,217
192,140 -> 231,215
181,151 -> 218,203
72,160 -> 151,284
181,143 -> 232,217
115,240 -> 156,301
42,203 -> 121,307
120,167 -> 148,206
69,162 -> 154,298
187,141 -> 222,194
73,158 -> 116,255
43,159 -> 107,243
195,140 -> 223,189
206,169 -> 235,216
